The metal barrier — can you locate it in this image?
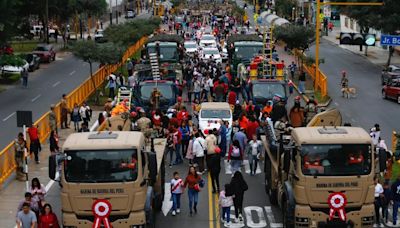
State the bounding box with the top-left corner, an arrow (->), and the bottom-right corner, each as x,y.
302,63 -> 328,98
0,36 -> 148,187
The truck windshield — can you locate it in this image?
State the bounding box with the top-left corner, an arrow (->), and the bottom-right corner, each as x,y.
301,144 -> 371,176
148,46 -> 178,61
201,110 -> 231,119
253,83 -> 286,99
65,149 -> 138,183
141,84 -> 173,99
235,45 -> 263,60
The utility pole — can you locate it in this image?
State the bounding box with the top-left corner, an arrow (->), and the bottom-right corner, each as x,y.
116,0 -> 119,24
45,0 -> 49,44
109,0 -> 113,25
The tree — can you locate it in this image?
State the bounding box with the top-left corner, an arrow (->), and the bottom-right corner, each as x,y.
274,24 -> 315,71
274,0 -> 297,19
0,0 -> 23,46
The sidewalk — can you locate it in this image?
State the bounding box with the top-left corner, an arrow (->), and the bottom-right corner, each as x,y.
0,112 -> 100,228
323,27 -> 400,67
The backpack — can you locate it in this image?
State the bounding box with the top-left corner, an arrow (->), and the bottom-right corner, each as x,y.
232,147 -> 241,157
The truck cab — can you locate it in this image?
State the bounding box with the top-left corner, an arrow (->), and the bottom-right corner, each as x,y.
134,80 -> 178,113
251,79 -> 287,108
262,127 -> 377,228
48,132 -> 166,228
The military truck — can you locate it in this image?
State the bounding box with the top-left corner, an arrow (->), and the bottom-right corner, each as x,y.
227,34 -> 263,76
262,126 -> 380,228
144,34 -> 184,81
48,131 -> 166,228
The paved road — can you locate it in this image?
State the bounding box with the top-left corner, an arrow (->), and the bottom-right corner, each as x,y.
0,13 -> 150,150
307,40 -> 400,146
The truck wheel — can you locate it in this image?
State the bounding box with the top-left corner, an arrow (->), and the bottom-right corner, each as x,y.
282,199 -> 294,228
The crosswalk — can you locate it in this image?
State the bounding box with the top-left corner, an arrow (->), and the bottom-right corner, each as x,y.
223,160 -> 262,175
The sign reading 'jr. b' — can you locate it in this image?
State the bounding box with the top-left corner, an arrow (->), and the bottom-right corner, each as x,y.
381,35 -> 400,46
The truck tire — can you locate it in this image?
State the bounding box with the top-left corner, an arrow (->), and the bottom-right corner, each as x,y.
282,198 -> 294,228
264,158 -> 278,205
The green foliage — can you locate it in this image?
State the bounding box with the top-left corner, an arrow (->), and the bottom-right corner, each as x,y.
104,17 -> 161,46
147,34 -> 184,44
0,0 -> 23,45
226,34 -> 262,46
97,42 -> 124,65
274,24 -> 315,51
0,54 -> 25,67
71,40 -> 98,63
274,0 -> 297,19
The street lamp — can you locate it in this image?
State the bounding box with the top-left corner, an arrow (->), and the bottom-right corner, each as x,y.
292,7 -> 296,22
109,0 -> 113,25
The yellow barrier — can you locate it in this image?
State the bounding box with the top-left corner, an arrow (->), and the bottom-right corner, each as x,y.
302,63 -> 328,98
0,36 -> 148,187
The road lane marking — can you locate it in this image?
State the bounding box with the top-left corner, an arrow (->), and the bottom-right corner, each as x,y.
351,118 -> 357,123
3,112 -> 15,121
208,172 -> 215,228
69,70 -> 76,76
334,102 -> 339,106
31,94 -> 41,102
214,187 -> 220,228
52,81 -> 61,87
245,206 -> 267,227
265,206 -> 283,228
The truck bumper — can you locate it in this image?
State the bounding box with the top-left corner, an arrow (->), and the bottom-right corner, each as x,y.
62,210 -> 146,228
294,204 -> 374,228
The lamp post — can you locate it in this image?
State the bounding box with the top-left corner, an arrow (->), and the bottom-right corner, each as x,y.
116,0 -> 119,24
109,0 -> 113,25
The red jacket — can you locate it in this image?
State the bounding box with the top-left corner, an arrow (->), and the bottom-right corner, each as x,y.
28,127 -> 39,141
246,121 -> 259,140
39,213 -> 60,228
169,117 -> 179,128
228,91 -> 237,106
177,110 -> 189,123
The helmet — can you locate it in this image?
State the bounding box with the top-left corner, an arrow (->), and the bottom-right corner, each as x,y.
130,111 -> 137,118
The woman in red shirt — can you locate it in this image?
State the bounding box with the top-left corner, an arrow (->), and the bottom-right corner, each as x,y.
39,203 -> 60,228
184,166 -> 202,216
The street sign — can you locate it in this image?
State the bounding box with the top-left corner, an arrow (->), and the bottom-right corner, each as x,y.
380,35 -> 400,46
16,111 -> 32,128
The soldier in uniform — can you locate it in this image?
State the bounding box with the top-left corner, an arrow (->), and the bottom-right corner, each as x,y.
150,87 -> 163,110
136,110 -> 152,143
60,94 -> 69,128
49,104 -> 57,133
14,133 -> 26,181
104,98 -> 113,117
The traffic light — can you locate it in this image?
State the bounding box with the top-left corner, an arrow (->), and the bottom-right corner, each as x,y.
339,33 -> 376,46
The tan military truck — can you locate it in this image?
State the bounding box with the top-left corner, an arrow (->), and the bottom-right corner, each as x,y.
49,131 -> 166,228
262,127 -> 380,228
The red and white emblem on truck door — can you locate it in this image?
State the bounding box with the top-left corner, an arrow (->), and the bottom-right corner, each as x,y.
327,192 -> 347,221
92,199 -> 112,228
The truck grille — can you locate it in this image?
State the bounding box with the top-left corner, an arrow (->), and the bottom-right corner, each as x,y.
76,214 -> 130,222
310,206 -> 361,215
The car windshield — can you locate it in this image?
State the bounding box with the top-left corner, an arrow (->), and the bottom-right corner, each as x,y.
253,83 -> 286,99
202,35 -> 215,40
393,69 -> 400,73
235,45 -> 263,60
148,46 -> 178,60
35,46 -> 48,51
65,149 -> 138,183
204,49 -> 219,55
141,84 -> 173,99
201,109 -> 231,119
300,144 -> 371,176
185,43 -> 197,49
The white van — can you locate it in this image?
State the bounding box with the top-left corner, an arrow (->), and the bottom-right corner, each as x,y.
199,102 -> 232,135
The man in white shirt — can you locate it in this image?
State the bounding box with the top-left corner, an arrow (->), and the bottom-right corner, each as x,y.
193,132 -> 206,174
374,176 -> 384,227
79,102 -> 91,126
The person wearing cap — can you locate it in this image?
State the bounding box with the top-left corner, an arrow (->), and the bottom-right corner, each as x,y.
49,105 -> 57,133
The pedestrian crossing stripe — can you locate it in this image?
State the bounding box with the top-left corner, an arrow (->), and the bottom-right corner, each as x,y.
223,160 -> 262,175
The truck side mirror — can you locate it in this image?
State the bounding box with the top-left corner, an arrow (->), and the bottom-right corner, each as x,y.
378,148 -> 387,173
49,155 -> 57,180
148,152 -> 158,184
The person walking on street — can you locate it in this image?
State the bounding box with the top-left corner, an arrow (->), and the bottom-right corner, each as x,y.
107,76 -> 117,99
228,140 -> 243,174
14,132 -> 26,181
38,203 -> 60,228
247,134 -> 263,176
206,129 -> 221,193
391,176 -> 400,225
60,94 -> 69,129
219,184 -> 234,227
49,130 -> 59,155
184,166 -> 202,216
374,176 -> 384,227
382,181 -> 392,224
193,132 -> 206,173
16,202 -> 37,228
30,177 -> 46,209
298,71 -> 306,94
49,105 -> 57,133
288,61 -> 296,80
126,58 -> 134,76
228,171 -> 248,223
232,128 -> 247,153
71,103 -> 81,131
370,124 -> 381,147
219,119 -> 228,157
18,192 -> 39,214
21,68 -> 28,88
170,171 -> 184,216
167,130 -> 176,167
179,121 -> 191,162
27,125 -> 41,164
79,102 -> 91,127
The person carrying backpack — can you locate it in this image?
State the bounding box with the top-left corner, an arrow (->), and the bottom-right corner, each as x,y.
227,140 -> 243,174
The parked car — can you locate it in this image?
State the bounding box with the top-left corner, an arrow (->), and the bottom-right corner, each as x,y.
382,78 -> 400,104
198,102 -> 232,135
94,29 -> 106,43
1,60 -> 29,74
125,10 -> 136,19
382,65 -> 400,85
32,44 -> 56,63
25,54 -> 41,72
